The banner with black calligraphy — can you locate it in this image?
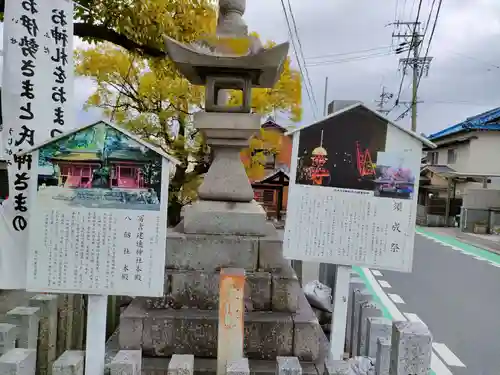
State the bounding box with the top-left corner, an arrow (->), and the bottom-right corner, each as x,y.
0,0 -> 74,289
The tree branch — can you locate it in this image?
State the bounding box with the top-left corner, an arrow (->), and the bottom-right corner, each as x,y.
74,22 -> 165,57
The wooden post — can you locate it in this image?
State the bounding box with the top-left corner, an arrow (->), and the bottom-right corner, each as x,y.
217,268 -> 245,375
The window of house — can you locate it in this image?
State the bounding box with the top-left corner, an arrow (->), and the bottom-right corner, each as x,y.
263,189 -> 275,205
447,149 -> 457,164
428,151 -> 439,165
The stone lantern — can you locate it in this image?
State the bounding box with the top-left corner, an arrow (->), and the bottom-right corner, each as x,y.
164,0 -> 289,236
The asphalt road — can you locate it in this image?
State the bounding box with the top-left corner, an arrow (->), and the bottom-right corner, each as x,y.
367,233 -> 500,375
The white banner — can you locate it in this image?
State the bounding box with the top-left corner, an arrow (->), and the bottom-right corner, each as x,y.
1,0 -> 74,289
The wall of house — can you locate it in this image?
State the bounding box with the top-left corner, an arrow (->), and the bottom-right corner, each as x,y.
462,188 -> 500,209
433,142 -> 470,171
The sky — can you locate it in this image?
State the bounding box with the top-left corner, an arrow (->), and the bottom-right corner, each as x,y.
3,0 -> 500,137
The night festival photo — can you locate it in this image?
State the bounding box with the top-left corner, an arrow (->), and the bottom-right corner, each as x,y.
373,152 -> 416,200
36,122 -> 163,211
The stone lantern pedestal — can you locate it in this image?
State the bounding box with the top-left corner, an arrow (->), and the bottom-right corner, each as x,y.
117,1 -> 328,373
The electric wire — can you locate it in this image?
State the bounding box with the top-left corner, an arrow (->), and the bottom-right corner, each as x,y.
279,0 -> 318,119
306,50 -> 401,67
306,45 -> 393,61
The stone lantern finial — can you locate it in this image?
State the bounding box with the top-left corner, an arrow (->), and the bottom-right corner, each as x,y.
217,0 -> 248,37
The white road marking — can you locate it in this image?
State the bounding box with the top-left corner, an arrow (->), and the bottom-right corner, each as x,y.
404,312 -> 426,325
433,343 -> 466,367
362,268 -> 455,375
388,293 -> 405,304
489,262 -> 500,268
371,270 -> 383,277
378,280 -> 392,288
431,353 -> 454,375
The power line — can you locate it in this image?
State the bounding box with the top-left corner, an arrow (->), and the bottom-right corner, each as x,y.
306,45 -> 393,61
279,0 -> 318,119
306,50 -> 400,67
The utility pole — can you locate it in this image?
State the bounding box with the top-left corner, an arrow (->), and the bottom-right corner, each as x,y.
392,21 -> 433,132
375,86 -> 393,115
323,76 -> 329,116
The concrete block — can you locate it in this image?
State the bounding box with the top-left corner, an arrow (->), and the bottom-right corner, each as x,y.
246,272 -> 272,311
375,338 -> 390,375
324,358 -> 349,375
169,271 -> 219,310
52,350 -> 85,375
6,307 -> 40,349
390,321 -> 432,375
349,289 -> 371,357
30,294 -> 59,375
271,265 -> 300,313
226,358 -> 250,375
0,324 -> 17,356
291,294 -> 322,362
0,348 -> 36,375
168,354 -> 194,375
258,236 -> 286,271
357,301 -> 381,356
109,350 -> 142,375
276,357 -> 302,375
166,227 -> 258,271
345,277 -> 364,353
182,200 -> 269,236
118,302 -> 145,350
366,317 -> 391,358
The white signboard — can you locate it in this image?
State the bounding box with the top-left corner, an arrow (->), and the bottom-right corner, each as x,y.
1,0 -> 74,289
25,123 -> 169,296
283,111 -> 422,272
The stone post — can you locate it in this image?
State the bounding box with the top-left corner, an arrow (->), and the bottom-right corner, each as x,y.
226,358 -> 250,375
168,354 -> 195,375
6,307 -> 40,349
389,321 -> 432,375
57,295 -> 75,356
29,294 -> 59,375
217,268 -> 245,375
350,289 -> 371,356
345,277 -> 364,354
0,348 -> 37,375
375,338 -> 390,375
276,357 -> 302,375
324,358 -> 349,375
366,317 -> 391,358
52,351 -> 85,375
357,301 -> 381,356
0,323 -> 17,356
108,350 -> 142,375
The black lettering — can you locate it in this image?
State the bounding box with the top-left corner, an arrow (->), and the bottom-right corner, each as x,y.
14,172 -> 29,191
20,102 -> 34,120
12,216 -> 28,231
51,47 -> 68,66
53,66 -> 66,84
21,80 -> 35,100
52,86 -> 67,103
22,0 -> 38,14
20,15 -> 38,37
15,125 -> 35,147
21,60 -> 35,77
13,154 -> 33,170
50,129 -> 63,138
50,26 -> 68,47
19,36 -> 39,59
14,193 -> 28,212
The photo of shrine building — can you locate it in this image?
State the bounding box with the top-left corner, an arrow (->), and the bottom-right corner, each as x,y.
36,121 -> 164,211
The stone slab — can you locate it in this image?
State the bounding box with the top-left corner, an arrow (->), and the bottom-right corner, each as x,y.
166,226 -> 259,271
357,301 -> 381,356
182,200 -> 269,236
52,350 -> 85,375
345,278 -> 364,354
375,338 -> 390,375
350,289 -> 371,357
0,348 -> 36,375
276,356 -> 301,375
168,354 -> 194,375
122,299 -> 294,360
258,235 -> 287,271
366,317 -> 391,358
324,359 -> 349,375
227,358 -> 250,375
271,266 -> 300,313
142,358 -> 320,375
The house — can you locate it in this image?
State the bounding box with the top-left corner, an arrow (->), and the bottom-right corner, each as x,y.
240,117 -> 293,221
419,107 -> 500,227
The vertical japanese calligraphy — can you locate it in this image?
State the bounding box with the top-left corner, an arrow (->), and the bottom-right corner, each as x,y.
1,0 -> 74,289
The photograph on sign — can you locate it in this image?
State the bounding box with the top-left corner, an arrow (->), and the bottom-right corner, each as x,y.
295,111 -> 387,191
37,122 -> 163,211
373,152 -> 416,200
24,122 -> 170,297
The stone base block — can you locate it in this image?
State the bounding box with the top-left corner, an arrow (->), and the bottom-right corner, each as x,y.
145,267 -> 299,312
142,358 -> 322,375
119,296 -> 326,362
182,200 -> 270,236
166,226 -> 259,271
